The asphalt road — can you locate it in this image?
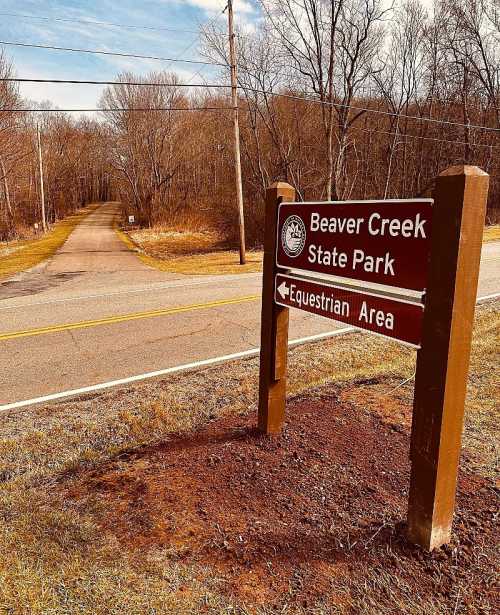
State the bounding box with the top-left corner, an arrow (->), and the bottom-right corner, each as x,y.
1,203 -> 499,405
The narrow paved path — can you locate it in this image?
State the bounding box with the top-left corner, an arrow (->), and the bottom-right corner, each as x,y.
45,203 -> 153,273
0,203 -> 498,406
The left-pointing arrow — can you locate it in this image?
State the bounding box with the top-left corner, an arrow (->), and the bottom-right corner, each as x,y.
277,281 -> 290,300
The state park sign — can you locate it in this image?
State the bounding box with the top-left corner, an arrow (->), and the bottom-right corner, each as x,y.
258,168 -> 490,552
275,199 -> 432,346
276,200 -> 433,291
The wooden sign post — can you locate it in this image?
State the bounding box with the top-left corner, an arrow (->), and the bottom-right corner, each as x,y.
407,166 -> 489,550
258,182 -> 295,434
258,166 -> 489,550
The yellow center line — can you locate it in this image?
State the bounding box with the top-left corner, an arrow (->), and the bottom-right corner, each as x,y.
0,294 -> 260,342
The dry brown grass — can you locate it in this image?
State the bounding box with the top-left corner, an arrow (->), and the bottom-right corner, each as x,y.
0,205 -> 98,281
0,301 -> 498,614
483,224 -> 500,242
117,227 -> 263,275
116,223 -> 498,277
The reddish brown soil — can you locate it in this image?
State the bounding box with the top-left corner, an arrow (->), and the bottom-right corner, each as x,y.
62,382 -> 499,612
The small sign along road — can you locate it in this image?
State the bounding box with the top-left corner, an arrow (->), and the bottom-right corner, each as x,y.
275,273 -> 424,347
277,200 -> 433,291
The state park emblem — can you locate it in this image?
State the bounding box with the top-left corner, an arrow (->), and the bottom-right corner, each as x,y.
281,214 -> 306,258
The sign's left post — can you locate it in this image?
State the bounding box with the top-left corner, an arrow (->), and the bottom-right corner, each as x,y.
258,182 -> 296,434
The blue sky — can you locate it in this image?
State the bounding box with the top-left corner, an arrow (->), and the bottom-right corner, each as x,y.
0,0 -> 259,110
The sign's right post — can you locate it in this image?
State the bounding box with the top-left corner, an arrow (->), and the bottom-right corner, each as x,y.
407,165 -> 489,550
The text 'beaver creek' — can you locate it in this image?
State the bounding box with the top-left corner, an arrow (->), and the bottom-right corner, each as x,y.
307,211 -> 428,276
309,211 -> 428,238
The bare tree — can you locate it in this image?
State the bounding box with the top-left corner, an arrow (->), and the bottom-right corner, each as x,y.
375,0 -> 426,197
447,0 -> 499,127
101,72 -> 186,227
2,2 -> 500,244
0,50 -> 24,237
333,0 -> 389,199
259,0 -> 345,199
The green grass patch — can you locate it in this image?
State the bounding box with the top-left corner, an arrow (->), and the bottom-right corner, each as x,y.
483,224 -> 500,242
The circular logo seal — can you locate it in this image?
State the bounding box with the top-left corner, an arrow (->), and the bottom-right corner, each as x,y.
281,215 -> 306,258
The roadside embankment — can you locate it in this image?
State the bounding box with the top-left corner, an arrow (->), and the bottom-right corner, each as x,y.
117,223 -> 499,276
116,226 -> 263,275
0,300 -> 497,614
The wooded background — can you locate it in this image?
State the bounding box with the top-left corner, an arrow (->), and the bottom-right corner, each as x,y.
1,0 -> 498,244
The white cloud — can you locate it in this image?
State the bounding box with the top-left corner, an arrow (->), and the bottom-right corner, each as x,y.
169,0 -> 258,28
180,0 -> 255,14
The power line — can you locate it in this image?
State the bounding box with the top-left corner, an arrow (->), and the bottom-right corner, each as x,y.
1,78 -> 230,88
5,75 -> 500,134
351,125 -> 500,150
0,40 -> 225,67
178,5 -> 229,85
1,106 -> 233,113
0,11 -> 201,35
161,5 -> 228,76
163,37 -> 201,73
247,89 -> 500,134
2,102 -> 498,148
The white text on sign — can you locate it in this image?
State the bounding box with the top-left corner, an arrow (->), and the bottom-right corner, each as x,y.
310,212 -> 428,239
276,200 -> 433,291
274,273 -> 424,347
278,279 -> 395,331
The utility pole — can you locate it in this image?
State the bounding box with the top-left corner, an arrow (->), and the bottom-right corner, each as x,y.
37,123 -> 47,232
227,0 -> 246,265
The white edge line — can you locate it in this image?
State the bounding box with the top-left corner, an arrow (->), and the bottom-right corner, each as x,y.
477,291 -> 500,302
0,327 -> 354,413
1,292 -> 498,413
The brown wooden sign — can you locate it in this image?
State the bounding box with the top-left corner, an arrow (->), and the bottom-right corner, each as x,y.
276,200 -> 433,291
259,168 -> 489,552
275,273 -> 424,347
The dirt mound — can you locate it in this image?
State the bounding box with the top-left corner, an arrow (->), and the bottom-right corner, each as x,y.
63,385 -> 499,612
